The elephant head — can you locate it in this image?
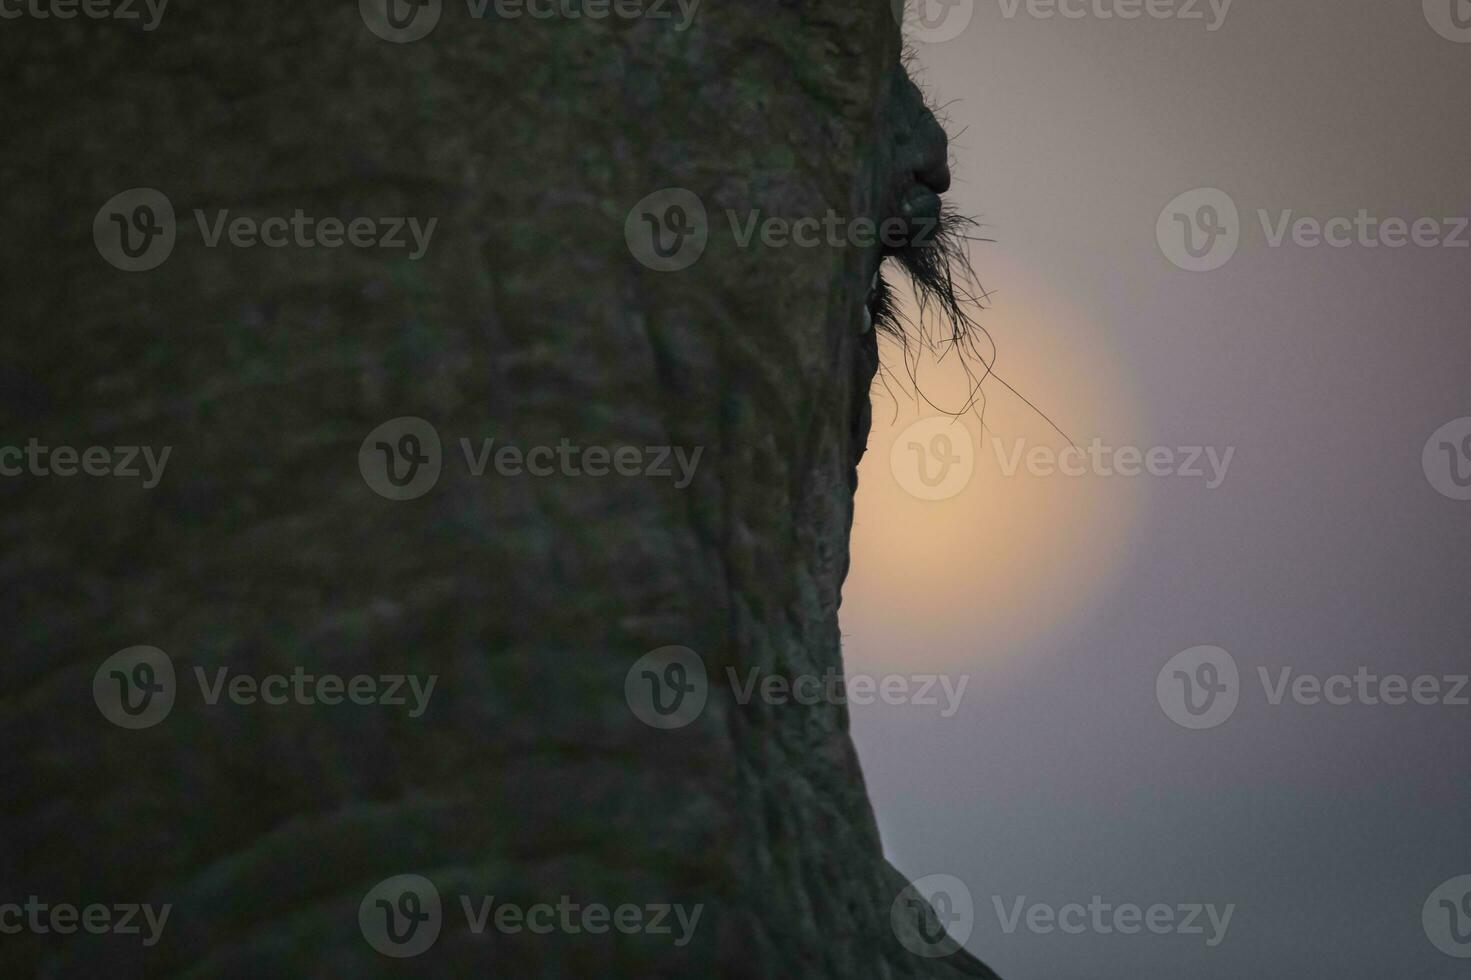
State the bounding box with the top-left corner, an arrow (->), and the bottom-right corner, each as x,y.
1,2 -> 997,976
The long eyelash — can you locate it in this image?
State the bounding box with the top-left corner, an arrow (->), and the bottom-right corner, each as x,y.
872,208 -> 1075,446
870,206 -> 991,415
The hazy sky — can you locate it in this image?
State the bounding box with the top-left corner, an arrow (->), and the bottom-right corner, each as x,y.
845,2 -> 1471,977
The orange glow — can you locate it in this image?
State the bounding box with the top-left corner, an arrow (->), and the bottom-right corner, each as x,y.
843,252 -> 1144,673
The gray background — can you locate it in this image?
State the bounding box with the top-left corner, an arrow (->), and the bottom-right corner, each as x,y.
847,1 -> 1471,977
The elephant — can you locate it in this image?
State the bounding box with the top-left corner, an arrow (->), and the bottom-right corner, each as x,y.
0,1 -> 1000,976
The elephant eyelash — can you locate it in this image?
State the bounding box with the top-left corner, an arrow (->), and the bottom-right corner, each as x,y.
874,207 -> 1074,447
872,204 -> 990,397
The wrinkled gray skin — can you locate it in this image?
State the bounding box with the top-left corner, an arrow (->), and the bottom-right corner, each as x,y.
1,3 -> 998,977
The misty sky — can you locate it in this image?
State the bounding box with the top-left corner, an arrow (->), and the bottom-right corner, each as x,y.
844,2 -> 1471,977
